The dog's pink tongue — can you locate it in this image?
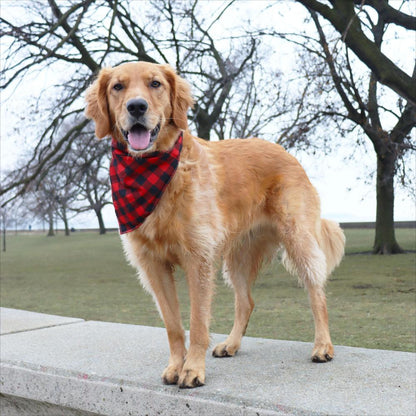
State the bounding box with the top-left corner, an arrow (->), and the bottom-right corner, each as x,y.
128,129 -> 151,150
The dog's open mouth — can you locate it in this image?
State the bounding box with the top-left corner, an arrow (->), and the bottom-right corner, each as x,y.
122,123 -> 160,151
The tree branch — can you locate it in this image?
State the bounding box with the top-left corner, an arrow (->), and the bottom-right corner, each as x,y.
309,10 -> 362,123
1,119 -> 90,205
48,0 -> 99,72
354,0 -> 416,31
297,0 -> 416,104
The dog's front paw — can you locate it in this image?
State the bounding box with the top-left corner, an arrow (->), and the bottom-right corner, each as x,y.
311,342 -> 334,363
178,367 -> 205,389
212,341 -> 239,357
162,364 -> 182,385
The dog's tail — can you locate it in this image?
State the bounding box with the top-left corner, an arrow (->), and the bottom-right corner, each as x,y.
318,219 -> 345,276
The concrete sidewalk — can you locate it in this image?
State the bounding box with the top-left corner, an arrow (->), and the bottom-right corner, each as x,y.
1,308 -> 414,416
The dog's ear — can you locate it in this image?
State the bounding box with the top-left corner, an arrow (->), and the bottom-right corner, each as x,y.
161,65 -> 194,131
85,68 -> 113,139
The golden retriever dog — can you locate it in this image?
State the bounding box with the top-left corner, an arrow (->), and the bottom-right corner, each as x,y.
85,61 -> 345,389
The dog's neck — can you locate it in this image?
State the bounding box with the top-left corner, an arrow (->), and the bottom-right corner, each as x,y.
110,132 -> 183,234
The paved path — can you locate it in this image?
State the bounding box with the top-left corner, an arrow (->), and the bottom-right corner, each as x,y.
1,308 -> 414,415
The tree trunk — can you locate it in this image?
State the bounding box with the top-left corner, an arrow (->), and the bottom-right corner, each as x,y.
95,208 -> 106,235
2,220 -> 6,252
47,213 -> 55,237
62,209 -> 70,236
63,218 -> 70,236
194,104 -> 214,141
197,125 -> 211,141
196,117 -> 212,141
373,152 -> 403,254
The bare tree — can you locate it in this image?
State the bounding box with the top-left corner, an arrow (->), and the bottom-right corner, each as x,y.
0,205 -> 25,251
53,172 -> 81,236
25,179 -> 58,237
11,139 -> 83,236
69,134 -> 112,234
279,0 -> 416,254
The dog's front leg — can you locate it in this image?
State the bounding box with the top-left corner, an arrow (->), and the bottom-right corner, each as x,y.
179,260 -> 214,388
138,260 -> 187,385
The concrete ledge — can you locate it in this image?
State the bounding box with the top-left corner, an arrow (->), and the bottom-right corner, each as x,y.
1,308 -> 415,416
0,308 -> 84,335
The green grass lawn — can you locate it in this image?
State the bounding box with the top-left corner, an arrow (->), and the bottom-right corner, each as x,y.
1,228 -> 415,352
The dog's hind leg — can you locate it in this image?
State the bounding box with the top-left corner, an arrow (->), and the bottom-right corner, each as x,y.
281,229 -> 334,362
307,282 -> 334,362
213,227 -> 277,358
212,261 -> 255,358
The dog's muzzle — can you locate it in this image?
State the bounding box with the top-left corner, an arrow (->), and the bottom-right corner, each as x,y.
122,98 -> 160,151
122,123 -> 160,151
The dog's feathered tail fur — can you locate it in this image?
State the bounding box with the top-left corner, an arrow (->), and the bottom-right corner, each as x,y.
319,219 -> 345,277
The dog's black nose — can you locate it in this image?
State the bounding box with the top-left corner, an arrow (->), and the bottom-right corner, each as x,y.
126,98 -> 148,117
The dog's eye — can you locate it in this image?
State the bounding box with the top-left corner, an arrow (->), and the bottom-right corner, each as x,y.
150,80 -> 161,88
113,83 -> 123,91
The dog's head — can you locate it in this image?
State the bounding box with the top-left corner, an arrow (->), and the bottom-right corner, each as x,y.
85,62 -> 193,155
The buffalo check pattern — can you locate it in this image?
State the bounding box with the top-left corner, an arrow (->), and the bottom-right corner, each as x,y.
110,133 -> 183,234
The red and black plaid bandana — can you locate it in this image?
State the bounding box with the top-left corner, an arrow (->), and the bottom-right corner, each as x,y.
110,133 -> 183,234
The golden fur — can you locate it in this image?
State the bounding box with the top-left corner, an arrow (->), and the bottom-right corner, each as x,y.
85,62 -> 345,389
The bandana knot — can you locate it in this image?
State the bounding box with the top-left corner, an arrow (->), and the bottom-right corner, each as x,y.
110,133 -> 183,234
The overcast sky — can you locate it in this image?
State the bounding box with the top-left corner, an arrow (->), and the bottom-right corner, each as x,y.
0,1 -> 414,230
